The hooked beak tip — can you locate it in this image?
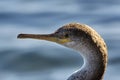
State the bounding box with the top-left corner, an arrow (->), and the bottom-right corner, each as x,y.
17,34 -> 26,39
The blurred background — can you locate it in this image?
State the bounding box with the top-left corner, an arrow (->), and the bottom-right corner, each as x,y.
0,0 -> 120,80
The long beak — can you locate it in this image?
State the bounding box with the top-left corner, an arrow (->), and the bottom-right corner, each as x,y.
17,33 -> 58,42
17,33 -> 71,44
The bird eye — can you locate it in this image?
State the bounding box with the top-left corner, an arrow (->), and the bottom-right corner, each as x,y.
65,34 -> 69,38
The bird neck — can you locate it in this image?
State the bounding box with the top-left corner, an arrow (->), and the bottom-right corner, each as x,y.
65,41 -> 107,80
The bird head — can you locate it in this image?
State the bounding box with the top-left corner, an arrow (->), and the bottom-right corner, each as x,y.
18,23 -> 90,48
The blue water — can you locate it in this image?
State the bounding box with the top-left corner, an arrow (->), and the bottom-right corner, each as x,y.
0,0 -> 120,80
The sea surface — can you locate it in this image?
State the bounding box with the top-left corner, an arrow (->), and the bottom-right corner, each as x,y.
0,0 -> 120,80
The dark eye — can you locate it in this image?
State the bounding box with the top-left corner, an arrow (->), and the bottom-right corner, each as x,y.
65,34 -> 69,38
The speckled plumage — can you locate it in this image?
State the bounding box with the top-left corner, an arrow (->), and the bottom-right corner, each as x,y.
57,23 -> 108,80
18,23 -> 108,80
